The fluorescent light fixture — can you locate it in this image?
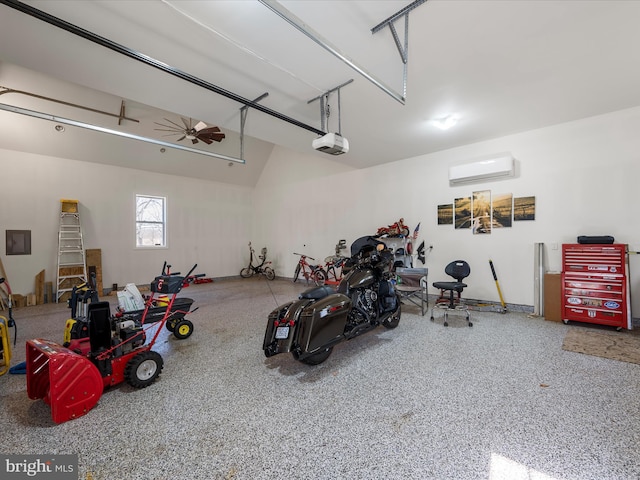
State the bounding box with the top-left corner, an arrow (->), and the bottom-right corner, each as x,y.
431,114 -> 460,130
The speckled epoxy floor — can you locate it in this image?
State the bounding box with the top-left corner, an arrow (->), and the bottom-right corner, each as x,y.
1,278 -> 639,480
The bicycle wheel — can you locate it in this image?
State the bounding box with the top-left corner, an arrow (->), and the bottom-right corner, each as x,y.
264,267 -> 275,281
293,264 -> 301,282
240,267 -> 252,278
313,268 -> 327,286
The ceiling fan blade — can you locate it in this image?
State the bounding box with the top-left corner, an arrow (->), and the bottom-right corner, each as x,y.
154,127 -> 183,133
181,117 -> 192,130
194,121 -> 208,132
197,136 -> 213,145
199,132 -> 226,142
177,135 -> 186,142
161,118 -> 186,130
198,126 -> 221,134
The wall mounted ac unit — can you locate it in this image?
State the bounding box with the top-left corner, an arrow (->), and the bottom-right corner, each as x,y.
449,155 -> 515,185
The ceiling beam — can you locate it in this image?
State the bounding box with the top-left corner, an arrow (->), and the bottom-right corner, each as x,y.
259,0 -> 406,105
0,0 -> 326,137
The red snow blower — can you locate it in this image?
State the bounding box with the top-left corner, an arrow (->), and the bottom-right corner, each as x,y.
26,263 -> 198,424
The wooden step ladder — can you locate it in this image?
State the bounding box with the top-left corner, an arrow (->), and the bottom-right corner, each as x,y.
56,199 -> 87,303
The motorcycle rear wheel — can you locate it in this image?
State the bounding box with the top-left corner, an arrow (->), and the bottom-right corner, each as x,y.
293,346 -> 333,365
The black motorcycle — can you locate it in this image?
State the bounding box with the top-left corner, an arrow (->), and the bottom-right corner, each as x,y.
263,236 -> 401,365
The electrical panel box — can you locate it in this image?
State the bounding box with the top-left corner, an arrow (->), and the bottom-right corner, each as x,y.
561,243 -> 631,330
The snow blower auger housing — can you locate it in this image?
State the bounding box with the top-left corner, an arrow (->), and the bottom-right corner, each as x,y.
26,263 -> 198,424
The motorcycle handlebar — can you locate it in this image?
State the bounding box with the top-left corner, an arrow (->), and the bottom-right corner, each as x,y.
293,253 -> 315,261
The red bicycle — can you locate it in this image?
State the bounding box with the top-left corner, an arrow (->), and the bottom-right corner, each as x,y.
323,239 -> 348,285
293,253 -> 327,285
323,255 -> 347,285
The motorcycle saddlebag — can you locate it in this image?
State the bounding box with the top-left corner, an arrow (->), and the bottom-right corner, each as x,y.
297,293 -> 351,354
577,235 -> 614,244
264,299 -> 310,357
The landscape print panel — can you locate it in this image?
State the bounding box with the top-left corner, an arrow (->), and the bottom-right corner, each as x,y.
492,193 -> 513,228
472,190 -> 491,234
438,204 -> 453,225
455,197 -> 471,229
514,196 -> 536,221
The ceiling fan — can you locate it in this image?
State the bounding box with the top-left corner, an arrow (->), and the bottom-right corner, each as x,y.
154,117 -> 225,145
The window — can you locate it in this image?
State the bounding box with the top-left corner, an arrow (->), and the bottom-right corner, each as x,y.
136,195 -> 166,247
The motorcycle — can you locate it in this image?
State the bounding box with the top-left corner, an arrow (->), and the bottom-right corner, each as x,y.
263,236 -> 401,365
376,217 -> 410,237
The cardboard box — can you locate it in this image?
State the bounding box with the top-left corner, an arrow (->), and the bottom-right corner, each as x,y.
544,272 -> 562,322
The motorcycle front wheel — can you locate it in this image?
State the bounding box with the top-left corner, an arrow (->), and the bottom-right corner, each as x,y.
382,301 -> 401,329
240,267 -> 252,278
293,347 -> 333,365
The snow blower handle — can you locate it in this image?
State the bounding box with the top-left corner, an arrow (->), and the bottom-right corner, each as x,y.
185,264 -> 198,280
0,277 -> 16,344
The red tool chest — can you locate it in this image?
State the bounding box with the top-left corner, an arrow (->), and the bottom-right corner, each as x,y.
561,243 -> 631,330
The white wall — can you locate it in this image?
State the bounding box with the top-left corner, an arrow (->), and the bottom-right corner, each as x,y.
254,106 -> 640,314
3,106 -> 640,316
0,150 -> 254,294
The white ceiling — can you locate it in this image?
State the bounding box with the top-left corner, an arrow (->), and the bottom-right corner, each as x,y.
1,0 -> 640,186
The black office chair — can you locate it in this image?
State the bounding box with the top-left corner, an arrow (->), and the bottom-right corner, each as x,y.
430,260 -> 472,327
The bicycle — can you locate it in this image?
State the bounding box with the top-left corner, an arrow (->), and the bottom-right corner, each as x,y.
323,255 -> 347,285
240,242 -> 275,280
323,239 -> 348,285
293,253 -> 327,285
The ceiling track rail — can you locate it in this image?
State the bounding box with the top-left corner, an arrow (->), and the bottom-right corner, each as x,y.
0,102 -> 246,164
259,0 -> 406,105
0,0 -> 325,137
0,86 -> 139,124
371,0 -> 428,102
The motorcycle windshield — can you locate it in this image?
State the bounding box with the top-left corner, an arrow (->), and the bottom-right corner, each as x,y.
350,236 -> 385,257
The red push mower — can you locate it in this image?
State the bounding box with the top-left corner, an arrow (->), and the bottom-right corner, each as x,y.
26,263 -> 198,424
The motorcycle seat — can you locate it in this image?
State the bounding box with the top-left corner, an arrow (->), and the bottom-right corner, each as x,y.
299,285 -> 335,300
